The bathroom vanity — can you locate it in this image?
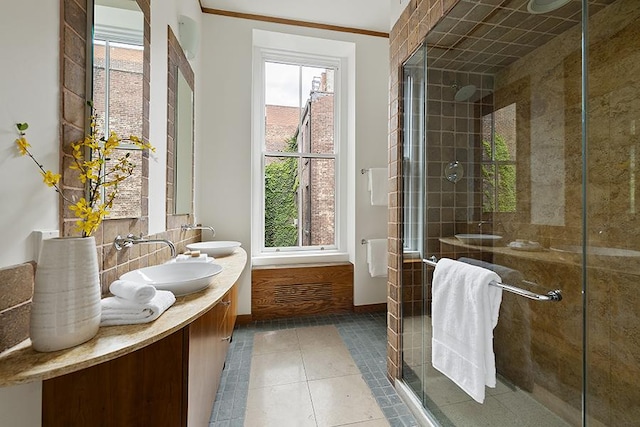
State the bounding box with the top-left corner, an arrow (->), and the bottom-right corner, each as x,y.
0,248 -> 246,427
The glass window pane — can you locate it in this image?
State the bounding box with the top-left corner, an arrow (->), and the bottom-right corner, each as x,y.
302,67 -> 334,155
93,42 -> 107,133
494,103 -> 516,161
300,158 -> 335,246
497,164 -> 517,212
105,148 -> 143,218
264,62 -> 334,154
482,113 -> 492,161
264,156 -> 299,248
108,43 -> 143,138
482,163 -> 496,213
265,62 -> 301,108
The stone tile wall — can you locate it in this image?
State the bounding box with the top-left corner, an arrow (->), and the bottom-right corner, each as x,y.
387,0 -> 459,382
0,263 -> 34,353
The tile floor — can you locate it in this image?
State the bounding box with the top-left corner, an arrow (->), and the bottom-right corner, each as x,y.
209,312 -> 420,427
402,315 -> 575,427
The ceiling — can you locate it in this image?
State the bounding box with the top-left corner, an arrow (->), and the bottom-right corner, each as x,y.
199,0 -> 393,33
425,0 -> 616,74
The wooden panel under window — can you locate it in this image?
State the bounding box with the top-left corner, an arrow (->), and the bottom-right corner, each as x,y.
251,262 -> 353,320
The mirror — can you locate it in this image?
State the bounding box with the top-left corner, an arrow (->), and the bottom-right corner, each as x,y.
60,0 -> 150,238
60,0 -> 151,236
93,0 -> 145,219
175,69 -> 194,214
167,26 -> 195,219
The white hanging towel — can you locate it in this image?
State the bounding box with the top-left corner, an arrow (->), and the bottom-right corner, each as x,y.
431,258 -> 503,403
368,168 -> 388,206
366,239 -> 388,277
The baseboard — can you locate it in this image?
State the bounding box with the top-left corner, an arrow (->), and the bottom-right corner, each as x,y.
236,314 -> 253,325
353,303 -> 387,313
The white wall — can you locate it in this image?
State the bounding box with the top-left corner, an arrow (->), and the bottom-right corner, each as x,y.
0,1 -> 58,422
0,0 -> 201,425
389,0 -> 411,30
149,0 -> 202,234
198,15 -> 389,314
0,0 -> 60,269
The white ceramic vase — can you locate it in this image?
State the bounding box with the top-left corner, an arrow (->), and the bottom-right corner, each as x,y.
30,236 -> 102,352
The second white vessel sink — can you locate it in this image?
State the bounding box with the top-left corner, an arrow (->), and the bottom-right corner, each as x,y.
186,241 -> 241,257
120,263 -> 223,296
455,234 -> 503,246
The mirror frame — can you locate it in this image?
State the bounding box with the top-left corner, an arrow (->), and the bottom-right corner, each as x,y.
166,25 -> 195,229
60,0 -> 151,238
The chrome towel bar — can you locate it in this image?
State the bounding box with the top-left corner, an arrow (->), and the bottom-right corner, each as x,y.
422,256 -> 562,302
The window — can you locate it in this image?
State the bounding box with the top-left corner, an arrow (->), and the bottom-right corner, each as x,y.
262,60 -> 338,252
93,21 -> 144,218
252,33 -> 351,262
482,103 -> 517,213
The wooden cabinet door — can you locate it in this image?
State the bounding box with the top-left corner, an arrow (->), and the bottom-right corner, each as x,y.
42,330 -> 186,427
187,306 -> 219,427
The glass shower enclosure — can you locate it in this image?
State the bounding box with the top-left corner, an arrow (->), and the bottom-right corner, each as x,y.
399,0 -> 640,425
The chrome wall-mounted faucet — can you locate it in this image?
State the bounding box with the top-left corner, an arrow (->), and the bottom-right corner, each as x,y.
478,220 -> 492,231
181,224 -> 216,237
113,234 -> 177,257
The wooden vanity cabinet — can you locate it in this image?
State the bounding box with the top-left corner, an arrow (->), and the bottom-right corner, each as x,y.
42,286 -> 237,427
186,286 -> 235,426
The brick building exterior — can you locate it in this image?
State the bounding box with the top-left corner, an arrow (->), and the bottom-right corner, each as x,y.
93,42 -> 144,218
298,72 -> 335,246
265,104 -> 300,152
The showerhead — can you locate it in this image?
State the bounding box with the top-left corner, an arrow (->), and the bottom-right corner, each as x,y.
451,84 -> 477,102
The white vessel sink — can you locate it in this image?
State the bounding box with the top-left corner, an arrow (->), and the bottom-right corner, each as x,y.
455,234 -> 503,246
186,241 -> 241,257
120,263 -> 223,296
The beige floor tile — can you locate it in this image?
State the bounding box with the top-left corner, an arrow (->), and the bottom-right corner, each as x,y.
424,374 -> 474,406
308,374 -> 385,427
244,381 -> 316,427
296,325 -> 344,350
336,419 -> 390,427
249,350 -> 307,389
301,344 -> 360,380
253,329 -> 300,355
494,390 -> 571,426
439,395 -> 517,426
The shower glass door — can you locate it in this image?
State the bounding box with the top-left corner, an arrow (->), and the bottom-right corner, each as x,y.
401,45 -> 427,404
399,0 -> 640,425
584,0 -> 640,424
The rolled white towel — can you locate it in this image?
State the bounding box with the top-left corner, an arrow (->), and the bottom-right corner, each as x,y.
100,290 -> 176,326
109,279 -> 157,304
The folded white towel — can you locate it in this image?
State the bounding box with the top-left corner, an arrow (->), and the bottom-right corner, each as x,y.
431,258 -> 502,403
109,279 -> 156,304
368,168 -> 388,206
367,238 -> 388,277
100,290 -> 176,326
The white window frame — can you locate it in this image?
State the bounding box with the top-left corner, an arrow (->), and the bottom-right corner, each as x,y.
251,32 -> 350,265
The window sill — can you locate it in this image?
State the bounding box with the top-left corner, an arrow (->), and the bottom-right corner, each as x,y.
251,251 -> 349,267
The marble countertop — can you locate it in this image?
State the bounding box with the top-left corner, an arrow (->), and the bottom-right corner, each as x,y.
438,237 -> 640,274
438,237 -> 562,264
0,248 -> 247,387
